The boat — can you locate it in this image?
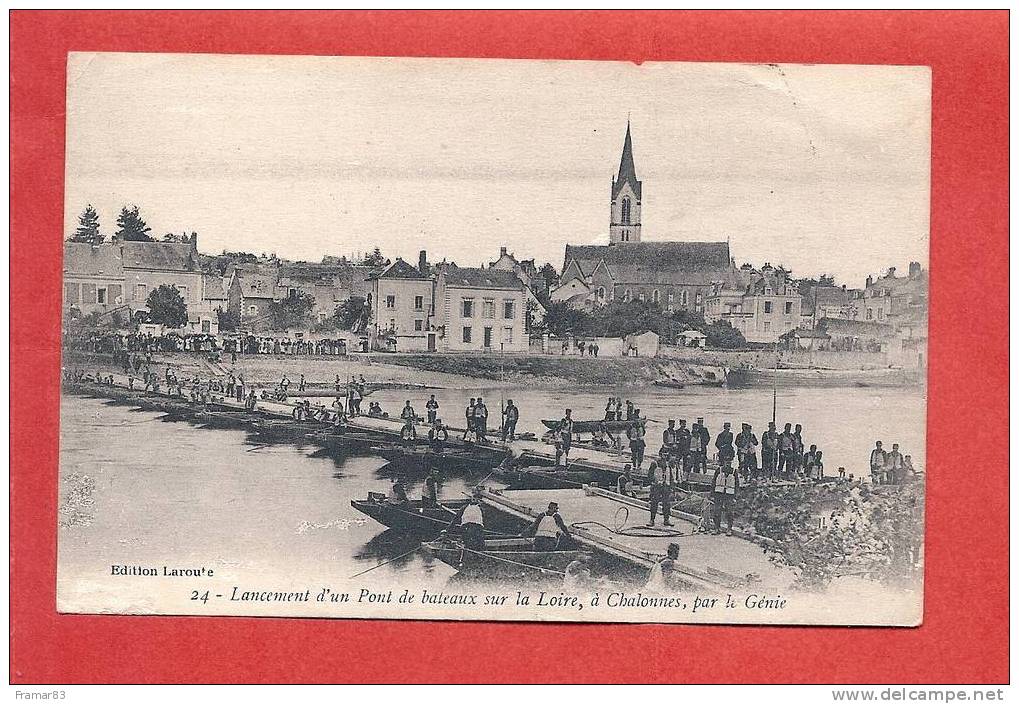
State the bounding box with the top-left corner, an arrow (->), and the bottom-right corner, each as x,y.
725,366 -> 915,388
350,493 -> 471,537
421,536 -> 588,579
541,419 -> 637,434
653,379 -> 685,390
490,463 -> 595,490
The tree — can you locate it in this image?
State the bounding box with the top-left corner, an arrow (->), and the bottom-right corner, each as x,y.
539,301 -> 592,338
703,320 -> 746,349
267,291 -> 315,331
216,307 -> 240,332
363,247 -> 388,268
69,205 -> 103,244
116,205 -> 154,242
538,263 -> 559,294
145,285 -> 188,328
162,232 -> 185,243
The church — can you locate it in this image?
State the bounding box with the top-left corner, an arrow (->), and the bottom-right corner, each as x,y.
552,123 -> 741,313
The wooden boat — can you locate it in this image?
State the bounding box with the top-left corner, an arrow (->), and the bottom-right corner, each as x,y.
490,463 -> 595,490
653,379 -> 685,389
541,419 -> 637,434
350,493 -> 471,537
421,536 -> 587,579
725,366 -> 915,389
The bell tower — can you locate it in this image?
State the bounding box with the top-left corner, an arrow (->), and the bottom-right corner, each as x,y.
610,121 -> 642,243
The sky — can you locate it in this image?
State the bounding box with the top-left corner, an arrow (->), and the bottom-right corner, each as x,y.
65,53 -> 930,285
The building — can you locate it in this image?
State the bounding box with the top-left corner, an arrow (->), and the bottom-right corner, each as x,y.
705,266 -> 802,344
434,265 -> 528,353
858,262 -> 929,327
368,256 -> 435,352
278,262 -> 373,325
63,242 -> 126,319
228,271 -> 281,329
817,317 -> 894,352
554,122 -> 742,311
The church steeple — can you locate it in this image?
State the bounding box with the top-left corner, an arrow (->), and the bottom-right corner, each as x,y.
610,121 -> 642,243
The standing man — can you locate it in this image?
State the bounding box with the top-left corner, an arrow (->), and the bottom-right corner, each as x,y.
646,462 -> 673,527
475,397 -> 489,442
715,421 -> 735,470
625,400 -> 635,421
695,417 -> 711,473
791,423 -> 805,478
299,374 -> 306,393
628,419 -> 647,474
463,398 -> 477,441
762,422 -> 779,482
870,440 -> 887,485
711,462 -> 740,535
777,423 -> 796,478
445,488 -> 486,550
885,442 -> 905,485
425,394 -> 439,424
676,419 -> 692,479
735,423 -> 759,479
502,399 -> 519,441
525,502 -> 571,551
689,419 -> 704,474
556,409 -> 574,468
604,396 -> 617,422
662,420 -> 678,484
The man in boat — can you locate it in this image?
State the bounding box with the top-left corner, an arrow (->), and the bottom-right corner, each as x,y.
646,462 -> 674,527
555,409 -> 573,468
444,489 -> 486,550
425,395 -> 439,424
400,401 -> 417,441
422,468 -> 440,507
870,440 -> 887,485
428,420 -> 449,449
715,422 -> 735,472
502,399 -> 519,441
627,420 -> 646,474
735,423 -> 759,479
646,543 -> 681,589
525,501 -> 571,551
762,422 -> 779,482
711,462 -> 740,535
474,397 -> 489,441
616,464 -> 636,497
386,478 -> 410,506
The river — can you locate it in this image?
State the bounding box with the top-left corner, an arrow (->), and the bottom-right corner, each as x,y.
57,384 -> 925,617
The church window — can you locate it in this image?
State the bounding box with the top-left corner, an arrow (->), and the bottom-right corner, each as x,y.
681,291 -> 689,306
621,197 -> 631,225
596,287 -> 605,300
652,289 -> 660,304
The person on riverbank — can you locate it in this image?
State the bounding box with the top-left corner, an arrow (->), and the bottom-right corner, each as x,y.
870,441 -> 887,484
502,399 -> 519,441
555,409 -> 573,468
736,423 -> 759,479
762,422 -> 779,481
647,463 -> 673,527
525,501 -> 571,551
245,390 -> 257,412
778,423 -> 796,478
299,374 -> 306,393
885,443 -> 905,484
475,397 -> 489,441
711,463 -> 739,535
426,395 -> 439,424
791,423 -> 805,477
235,375 -> 245,403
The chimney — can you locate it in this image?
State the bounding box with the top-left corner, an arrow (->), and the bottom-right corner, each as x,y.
191,232 -> 199,250
886,266 -> 896,278
418,250 -> 428,275
908,261 -> 921,279
500,246 -> 508,257
866,275 -> 874,288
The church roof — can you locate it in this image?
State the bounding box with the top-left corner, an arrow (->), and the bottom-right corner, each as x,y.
612,122 -> 642,200
564,241 -> 736,288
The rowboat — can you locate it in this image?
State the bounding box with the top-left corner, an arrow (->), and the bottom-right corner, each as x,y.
350,493 -> 469,536
653,379 -> 685,390
490,463 -> 595,490
421,536 -> 588,580
541,419 -> 637,434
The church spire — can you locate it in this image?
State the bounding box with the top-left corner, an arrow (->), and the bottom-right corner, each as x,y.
617,120 -> 638,185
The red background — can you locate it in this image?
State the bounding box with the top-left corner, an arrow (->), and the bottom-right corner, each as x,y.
10,10 -> 1009,683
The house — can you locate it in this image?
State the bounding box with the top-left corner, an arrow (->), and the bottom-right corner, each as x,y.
63,242 -> 126,319
228,272 -> 281,330
368,256 -> 435,352
277,262 -> 373,325
705,265 -> 802,344
623,330 -> 660,357
781,328 -> 831,351
679,329 -> 708,348
434,265 -> 529,353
